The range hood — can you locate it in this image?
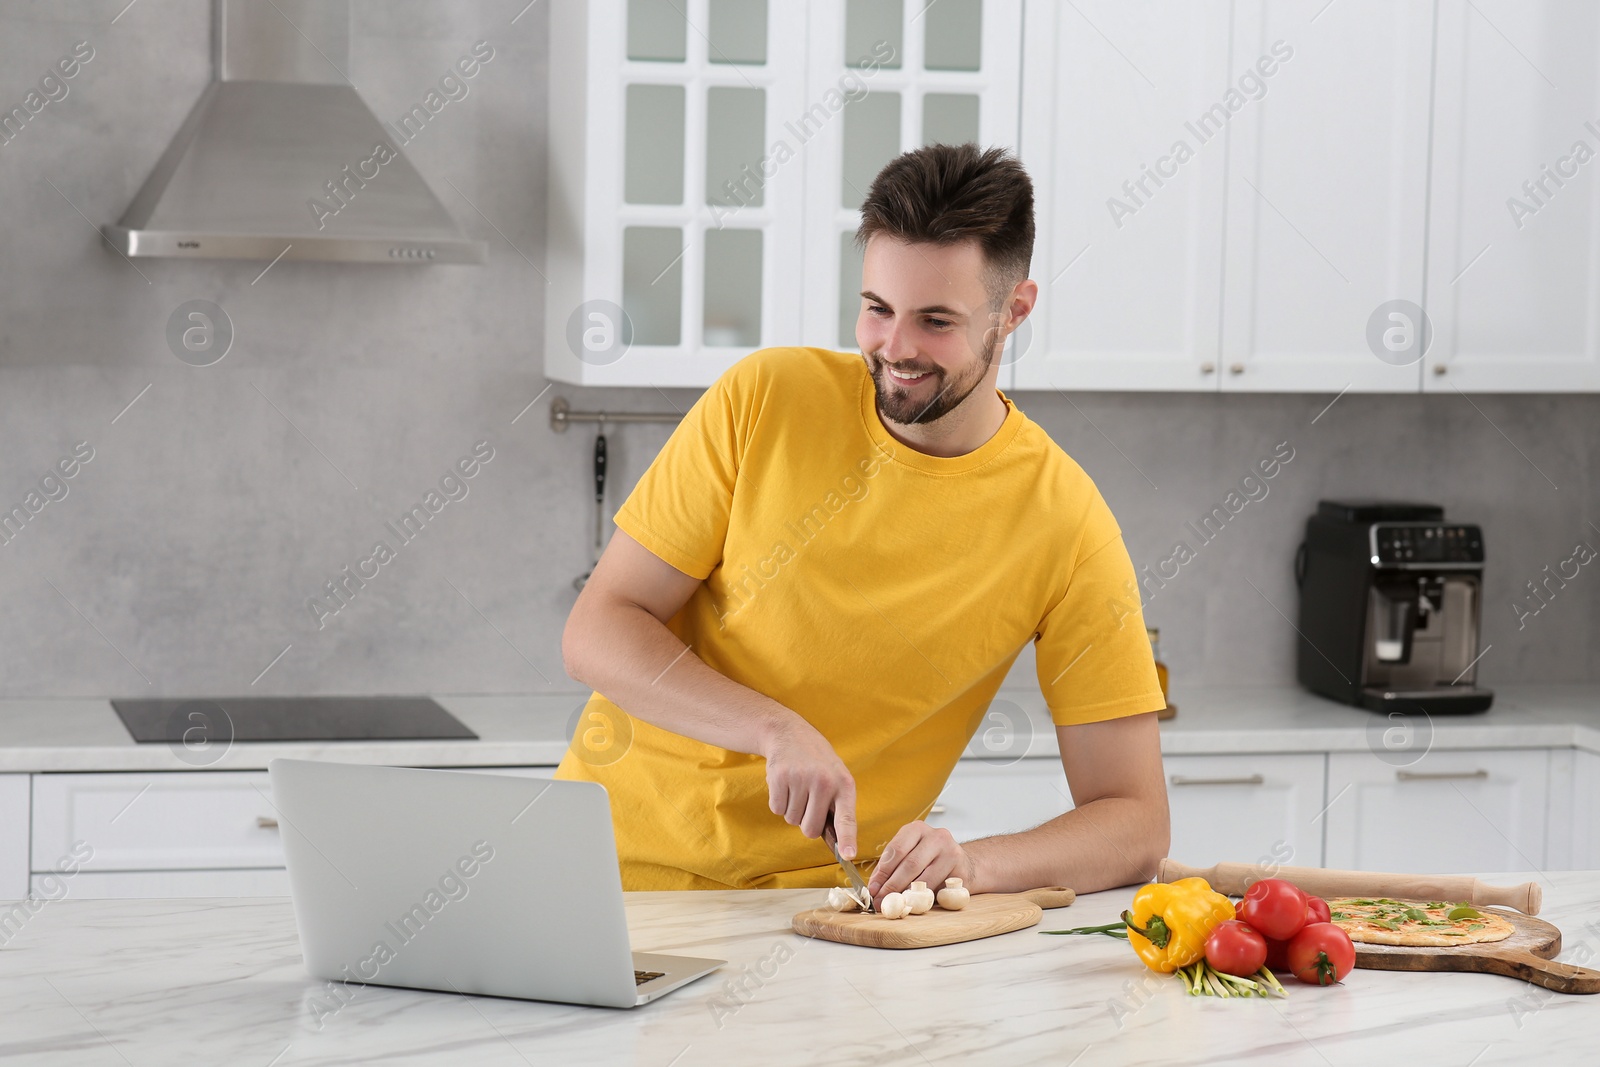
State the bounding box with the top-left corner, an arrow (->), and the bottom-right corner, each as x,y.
107,0 -> 486,264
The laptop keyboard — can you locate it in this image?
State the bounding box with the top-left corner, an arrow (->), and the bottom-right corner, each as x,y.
634,969 -> 666,986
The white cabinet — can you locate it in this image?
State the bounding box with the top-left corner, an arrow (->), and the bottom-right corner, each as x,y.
547,0 -> 1024,387
1569,749 -> 1600,869
1164,753 -> 1326,869
798,0 -> 1023,369
927,758 -> 1071,843
1323,749 -> 1551,873
1424,0 -> 1600,391
0,775 -> 29,900
1013,0 -> 1230,392
546,0 -> 809,386
1218,0 -> 1434,393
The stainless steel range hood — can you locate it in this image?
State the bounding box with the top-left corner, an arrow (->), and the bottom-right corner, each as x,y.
107,0 -> 486,264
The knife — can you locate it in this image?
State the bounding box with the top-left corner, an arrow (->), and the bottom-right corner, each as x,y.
822,812 -> 873,913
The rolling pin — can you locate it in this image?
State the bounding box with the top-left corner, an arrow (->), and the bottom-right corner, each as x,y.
1156,859 -> 1542,916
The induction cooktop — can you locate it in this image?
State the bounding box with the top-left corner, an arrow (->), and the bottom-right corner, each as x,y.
111,696 -> 478,743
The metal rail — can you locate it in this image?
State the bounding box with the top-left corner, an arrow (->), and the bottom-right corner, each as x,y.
549,397 -> 684,433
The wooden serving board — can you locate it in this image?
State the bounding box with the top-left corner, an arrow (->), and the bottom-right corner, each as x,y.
791,887 -> 1075,949
1349,901 -> 1600,994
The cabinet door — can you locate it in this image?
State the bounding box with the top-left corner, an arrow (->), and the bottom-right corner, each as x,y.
1220,0 -> 1432,392
546,0 -> 809,386
799,0 -> 1023,382
1571,749 -> 1600,870
927,758 -> 1072,844
1012,0 -> 1229,392
0,775 -> 28,900
1424,1 -> 1600,391
1164,754 -> 1326,869
1323,750 -> 1551,873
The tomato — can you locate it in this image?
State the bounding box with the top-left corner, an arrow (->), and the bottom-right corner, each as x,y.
1263,936 -> 1292,972
1287,922 -> 1356,986
1204,920 -> 1268,977
1236,878 -> 1309,942
1305,895 -> 1332,925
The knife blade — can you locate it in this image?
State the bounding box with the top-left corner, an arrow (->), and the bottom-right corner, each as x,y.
822,812 -> 872,913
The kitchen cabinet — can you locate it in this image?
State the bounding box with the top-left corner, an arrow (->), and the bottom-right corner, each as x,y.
1218,0 -> 1433,393
0,775 -> 28,900
796,0 -> 1023,377
1012,0 -> 1230,392
926,757 -> 1072,843
1164,753 -> 1326,869
1423,0 -> 1600,391
546,0 -> 1023,388
1322,749 -> 1551,873
1570,749 -> 1600,869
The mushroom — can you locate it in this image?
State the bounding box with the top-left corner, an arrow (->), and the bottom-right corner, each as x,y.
879,891 -> 911,919
936,877 -> 969,911
904,880 -> 935,914
824,887 -> 862,912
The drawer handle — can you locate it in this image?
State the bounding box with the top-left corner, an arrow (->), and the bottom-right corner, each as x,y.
257,816 -> 279,830
929,804 -> 947,815
1169,774 -> 1265,787
1396,769 -> 1487,782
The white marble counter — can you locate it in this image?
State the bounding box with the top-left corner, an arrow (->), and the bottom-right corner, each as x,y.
0,685 -> 1595,771
0,873 -> 1595,1065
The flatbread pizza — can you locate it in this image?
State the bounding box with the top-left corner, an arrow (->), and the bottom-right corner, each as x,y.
1328,897 -> 1515,947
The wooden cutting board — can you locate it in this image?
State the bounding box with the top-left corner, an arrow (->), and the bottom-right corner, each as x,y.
1348,902 -> 1600,994
791,887 -> 1076,949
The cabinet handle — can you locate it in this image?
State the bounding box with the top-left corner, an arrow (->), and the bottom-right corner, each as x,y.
1169,774 -> 1265,787
1199,361 -> 1216,374
1395,769 -> 1486,782
1229,363 -> 1245,375
929,804 -> 947,815
1433,363 -> 1448,376
257,816 -> 279,829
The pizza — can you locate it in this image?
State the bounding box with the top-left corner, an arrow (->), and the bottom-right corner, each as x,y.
1327,897 -> 1516,947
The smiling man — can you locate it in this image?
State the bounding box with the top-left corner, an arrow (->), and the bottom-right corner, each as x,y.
558,143 -> 1170,904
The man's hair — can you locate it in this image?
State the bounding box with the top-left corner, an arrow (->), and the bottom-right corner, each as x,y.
854,142 -> 1034,312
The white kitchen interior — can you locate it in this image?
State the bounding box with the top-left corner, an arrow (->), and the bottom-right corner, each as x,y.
1,0 -> 1598,1062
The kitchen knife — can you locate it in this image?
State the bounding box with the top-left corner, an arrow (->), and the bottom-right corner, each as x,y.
822,812 -> 873,913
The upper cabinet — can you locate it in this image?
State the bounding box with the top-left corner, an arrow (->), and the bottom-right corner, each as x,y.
1424,0 -> 1600,392
1219,0 -> 1434,393
1014,0 -> 1231,393
546,0 -> 1020,387
548,0 -> 1597,393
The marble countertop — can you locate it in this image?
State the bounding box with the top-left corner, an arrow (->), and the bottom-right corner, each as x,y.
1,872 -> 1595,1065
0,685 -> 1595,772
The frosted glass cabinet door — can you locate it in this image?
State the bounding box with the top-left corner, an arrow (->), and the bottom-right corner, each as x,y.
1012,0 -> 1231,393
1424,0 -> 1600,392
545,0 -> 808,386
799,1 -> 1024,372
1219,0 -> 1433,393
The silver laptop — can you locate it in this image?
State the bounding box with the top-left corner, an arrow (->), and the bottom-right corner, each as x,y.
268,759 -> 724,1009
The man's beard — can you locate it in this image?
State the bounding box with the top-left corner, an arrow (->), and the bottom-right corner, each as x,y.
866,343 -> 994,426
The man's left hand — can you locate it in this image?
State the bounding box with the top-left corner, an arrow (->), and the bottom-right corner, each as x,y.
865,820 -> 974,905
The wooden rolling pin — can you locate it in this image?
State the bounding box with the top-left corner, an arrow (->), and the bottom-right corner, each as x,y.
1156,859 -> 1542,916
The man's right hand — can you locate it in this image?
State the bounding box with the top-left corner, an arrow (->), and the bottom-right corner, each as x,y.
761,713 -> 857,860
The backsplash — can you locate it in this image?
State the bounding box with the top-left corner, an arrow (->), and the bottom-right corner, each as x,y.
0,1 -> 1594,697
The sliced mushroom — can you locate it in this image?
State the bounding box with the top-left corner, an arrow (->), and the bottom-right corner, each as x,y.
824,886 -> 862,912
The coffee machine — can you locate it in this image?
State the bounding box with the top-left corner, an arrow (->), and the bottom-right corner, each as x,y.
1295,500 -> 1492,714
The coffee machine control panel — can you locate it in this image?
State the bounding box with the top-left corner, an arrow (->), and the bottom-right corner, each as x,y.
1369,523 -> 1484,567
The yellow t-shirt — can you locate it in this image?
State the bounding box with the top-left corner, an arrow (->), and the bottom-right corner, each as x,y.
555,347 -> 1164,890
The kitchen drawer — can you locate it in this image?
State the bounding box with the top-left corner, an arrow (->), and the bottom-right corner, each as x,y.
0,775 -> 29,900
1164,754 -> 1326,870
32,772 -> 281,872
32,868 -> 290,899
1323,750 -> 1550,874
927,759 -> 1073,844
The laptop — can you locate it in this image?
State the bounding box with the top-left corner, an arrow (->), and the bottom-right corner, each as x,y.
268,758 -> 724,1008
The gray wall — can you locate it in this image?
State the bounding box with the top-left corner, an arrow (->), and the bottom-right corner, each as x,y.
0,1 -> 1594,700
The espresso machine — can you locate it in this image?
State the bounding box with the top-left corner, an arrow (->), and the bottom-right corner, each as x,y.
1295,500 -> 1493,714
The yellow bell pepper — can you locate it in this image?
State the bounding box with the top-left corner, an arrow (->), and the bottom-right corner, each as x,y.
1121,877 -> 1236,973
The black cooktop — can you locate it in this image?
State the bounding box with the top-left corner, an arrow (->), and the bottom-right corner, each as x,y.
111,696 -> 478,743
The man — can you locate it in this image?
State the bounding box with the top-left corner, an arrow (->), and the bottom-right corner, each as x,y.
559,143 -> 1169,905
